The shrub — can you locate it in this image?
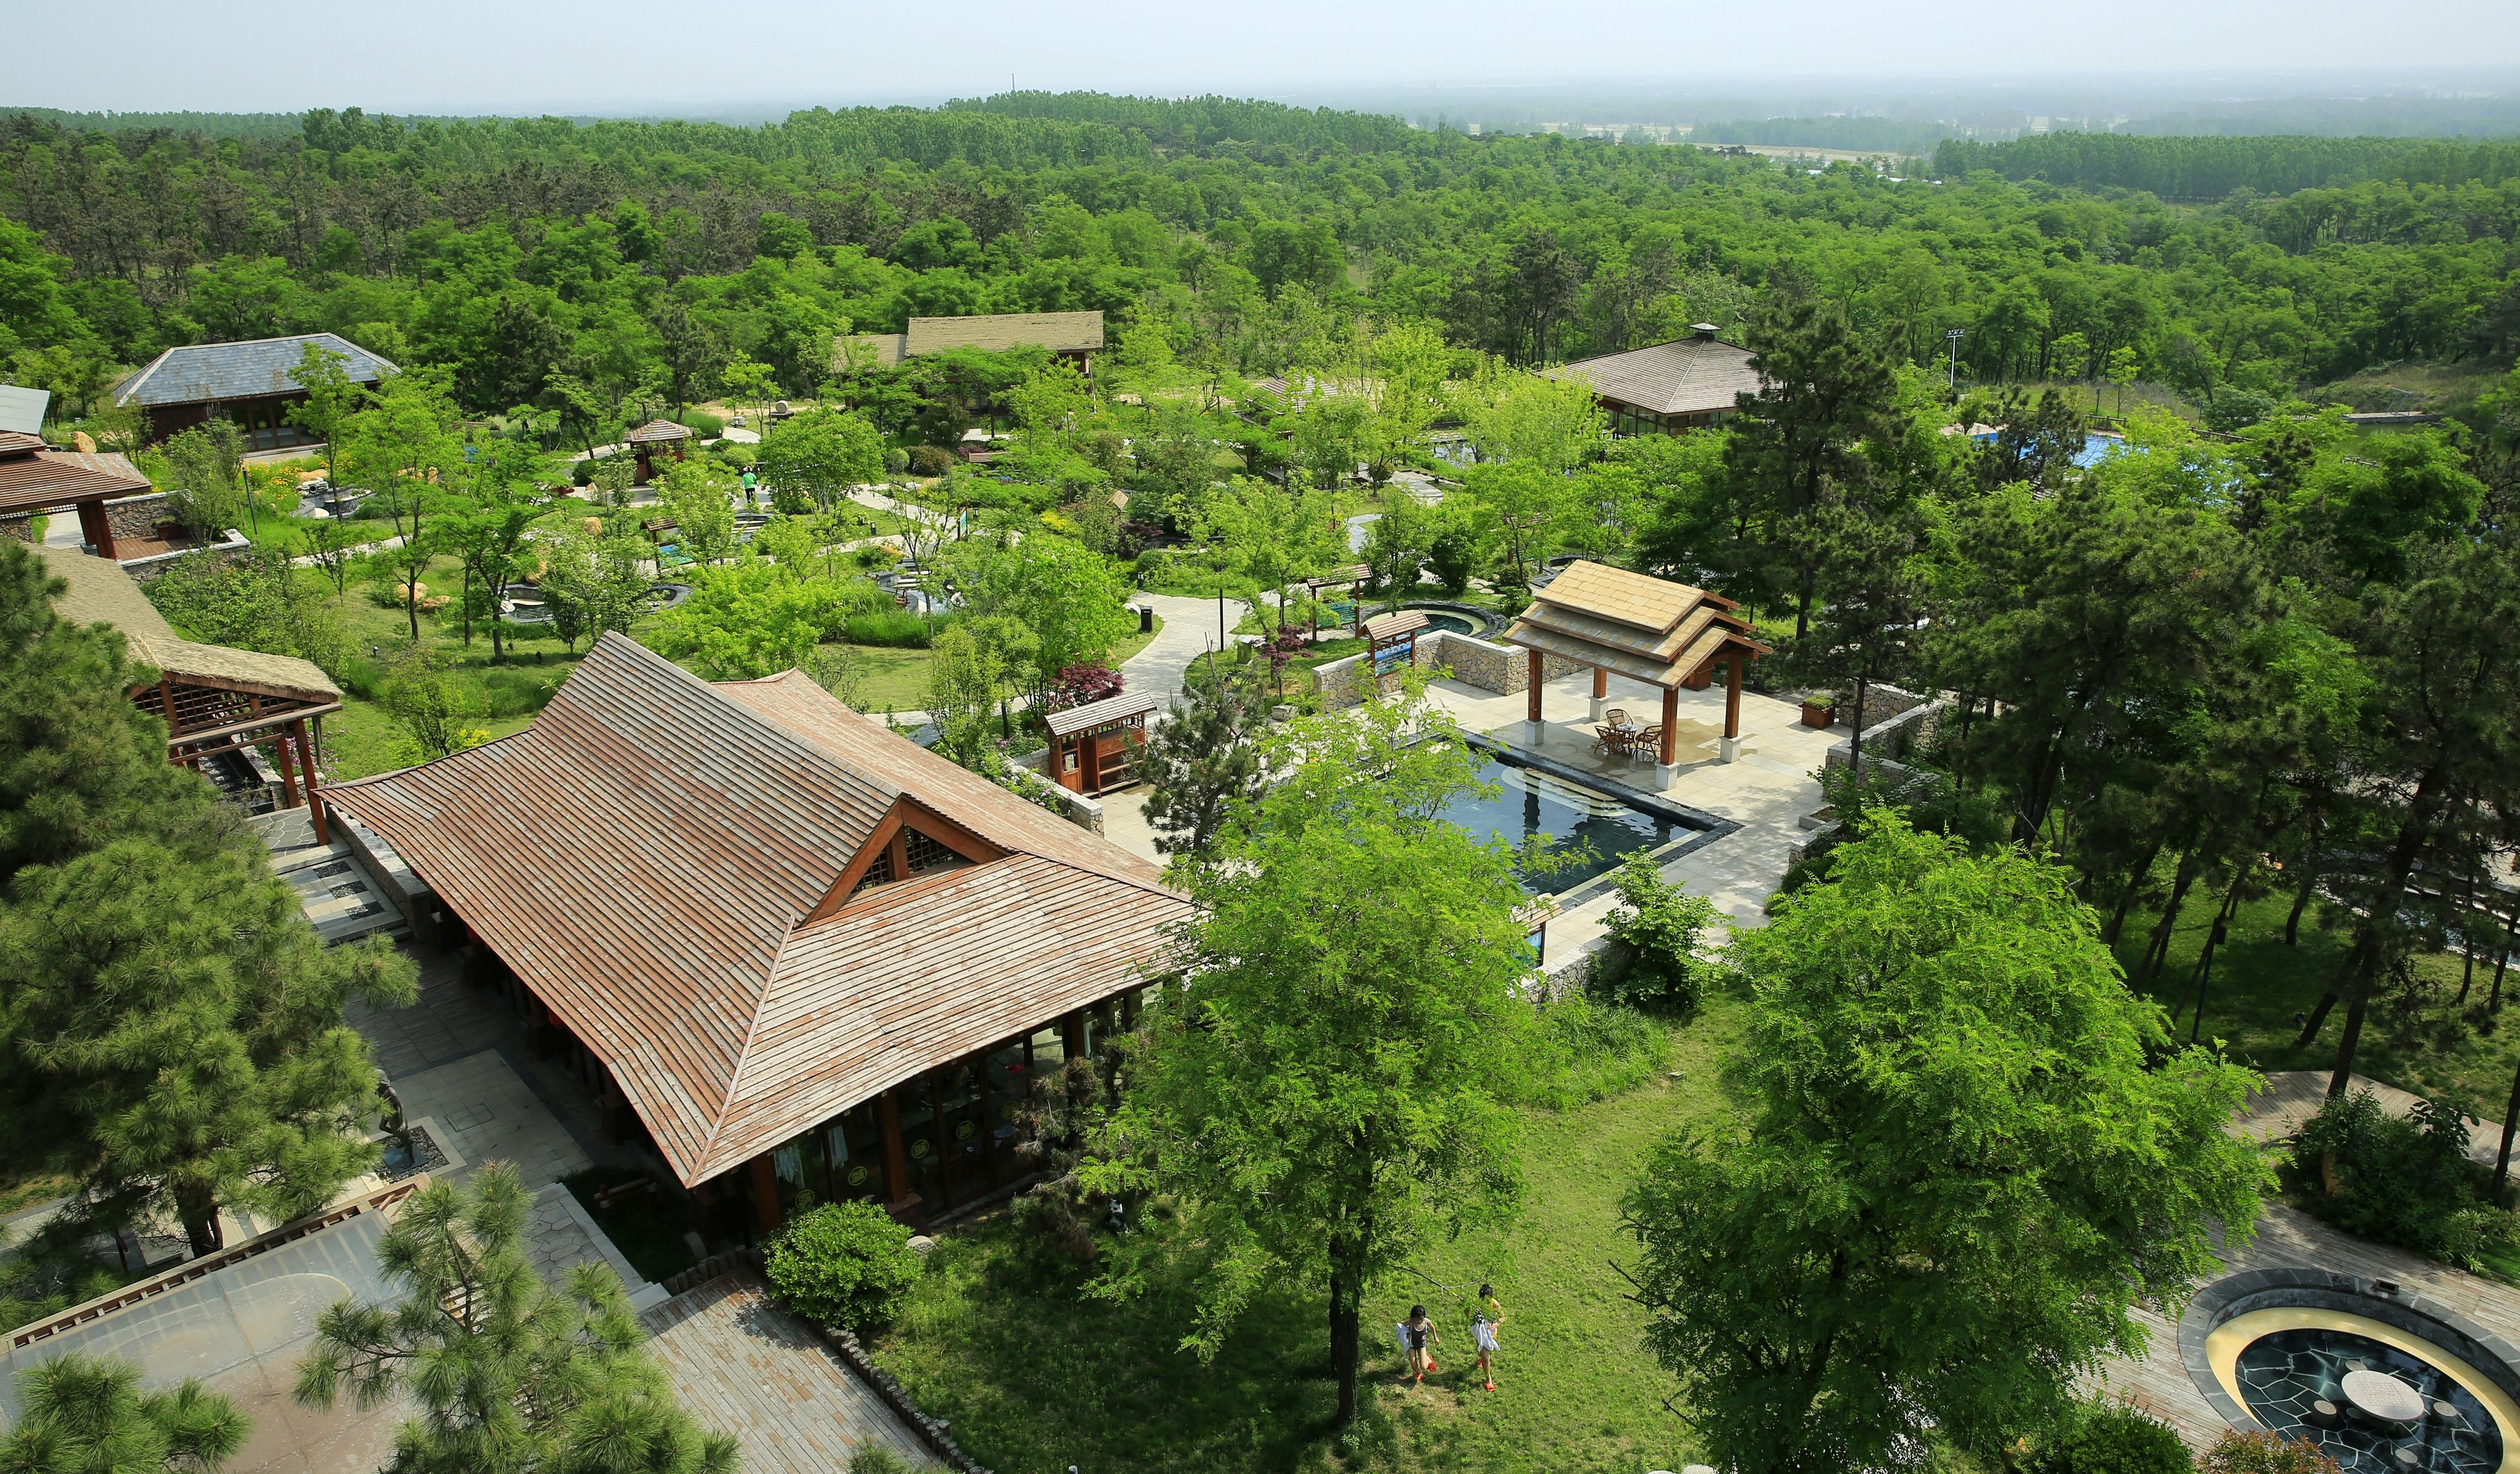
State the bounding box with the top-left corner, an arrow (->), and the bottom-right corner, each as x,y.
1592,850 -> 1718,1014
906,445 -> 957,478
1523,995 -> 1670,1109
763,1200 -> 923,1332
2200,1430 -> 2343,1474
1044,662 -> 1123,711
2029,1401 -> 2193,1474
2287,1089 -> 2490,1262
844,609 -> 932,648
883,446 -> 911,474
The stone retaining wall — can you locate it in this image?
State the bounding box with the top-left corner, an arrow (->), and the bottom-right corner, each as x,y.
1312,629 -> 1581,711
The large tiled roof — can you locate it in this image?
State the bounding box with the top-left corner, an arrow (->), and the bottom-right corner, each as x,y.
112,333 -> 396,410
0,446 -> 153,515
1549,335 -> 1761,417
1505,559 -> 1768,687
35,545 -> 340,701
323,634 -> 1188,1185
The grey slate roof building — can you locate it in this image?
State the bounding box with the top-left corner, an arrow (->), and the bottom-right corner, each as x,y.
112,332 -> 397,450
1549,325 -> 1761,433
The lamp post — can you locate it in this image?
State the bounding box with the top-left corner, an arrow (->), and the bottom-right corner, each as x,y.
1945,327 -> 1967,392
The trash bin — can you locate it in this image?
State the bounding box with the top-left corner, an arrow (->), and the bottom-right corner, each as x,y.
1137,604 -> 1154,634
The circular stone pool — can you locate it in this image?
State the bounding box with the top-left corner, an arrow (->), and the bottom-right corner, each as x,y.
2183,1271 -> 2520,1473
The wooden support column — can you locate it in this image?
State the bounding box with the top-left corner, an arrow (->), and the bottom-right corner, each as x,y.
1062,1009 -> 1086,1061
271,725 -> 301,808
749,1155 -> 783,1235
1659,683 -> 1680,767
1525,648 -> 1544,724
879,1090 -> 908,1205
1724,655 -> 1744,741
1591,666 -> 1608,700
301,719 -> 331,844
76,499 -> 117,561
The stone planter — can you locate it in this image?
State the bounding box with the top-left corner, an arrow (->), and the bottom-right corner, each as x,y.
1800,700 -> 1837,729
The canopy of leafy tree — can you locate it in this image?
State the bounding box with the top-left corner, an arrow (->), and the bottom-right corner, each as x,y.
3,92 -> 2515,422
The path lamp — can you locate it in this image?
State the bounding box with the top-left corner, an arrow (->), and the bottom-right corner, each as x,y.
1945,327 -> 1967,392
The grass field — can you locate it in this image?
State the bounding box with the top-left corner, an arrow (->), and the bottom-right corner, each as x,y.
2113,888 -> 2520,1114
867,1003 -> 1744,1474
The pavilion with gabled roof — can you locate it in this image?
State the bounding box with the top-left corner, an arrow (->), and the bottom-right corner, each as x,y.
1504,559 -> 1771,778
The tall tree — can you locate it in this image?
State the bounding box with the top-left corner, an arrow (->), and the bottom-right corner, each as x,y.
296,1164 -> 738,1474
1721,281 -> 1898,638
756,407 -> 886,513
337,369 -> 460,641
1,837 -> 416,1254
1139,663 -> 1267,866
2296,536 -> 2520,1095
1087,690 -> 1535,1427
1624,812 -> 2267,1473
285,340 -> 367,491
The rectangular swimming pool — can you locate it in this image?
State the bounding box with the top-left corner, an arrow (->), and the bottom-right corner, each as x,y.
1439,748 -> 1684,896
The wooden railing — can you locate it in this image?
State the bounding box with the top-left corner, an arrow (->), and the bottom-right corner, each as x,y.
8,1177 -> 429,1349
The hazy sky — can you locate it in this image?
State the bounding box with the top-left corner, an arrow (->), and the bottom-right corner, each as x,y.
14,0 -> 2520,116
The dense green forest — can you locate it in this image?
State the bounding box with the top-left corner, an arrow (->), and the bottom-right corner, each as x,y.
3,92 -> 2516,422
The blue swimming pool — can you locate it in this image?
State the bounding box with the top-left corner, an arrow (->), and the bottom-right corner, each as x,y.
1438,750 -> 1680,896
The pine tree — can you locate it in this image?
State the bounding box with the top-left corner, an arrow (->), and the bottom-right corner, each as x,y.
0,1352 -> 247,1473
295,1165 -> 739,1474
1140,659 -> 1266,864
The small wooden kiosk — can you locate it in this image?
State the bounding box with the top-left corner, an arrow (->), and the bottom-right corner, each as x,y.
1046,690 -> 1159,796
1303,563 -> 1371,638
1362,609 -> 1427,688
624,419 -> 692,483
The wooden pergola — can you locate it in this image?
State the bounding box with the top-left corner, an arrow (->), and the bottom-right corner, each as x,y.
40,546 -> 342,834
1503,560 -> 1770,774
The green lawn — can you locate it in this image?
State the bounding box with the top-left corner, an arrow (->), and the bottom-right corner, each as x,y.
2113,886 -> 2520,1113
866,1004 -> 1743,1474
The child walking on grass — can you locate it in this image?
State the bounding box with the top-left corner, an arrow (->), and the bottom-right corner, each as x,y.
1472,1311 -> 1499,1391
1400,1304 -> 1440,1383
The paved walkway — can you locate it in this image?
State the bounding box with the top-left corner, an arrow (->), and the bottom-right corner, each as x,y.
2096,1071 -> 2520,1451
641,1275 -> 931,1473
1121,591 -> 1250,717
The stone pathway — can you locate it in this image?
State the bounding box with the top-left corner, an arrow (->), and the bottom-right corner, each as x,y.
641,1275 -> 931,1473
1121,591 -> 1250,718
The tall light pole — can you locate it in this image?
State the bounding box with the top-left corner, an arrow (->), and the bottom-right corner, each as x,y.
1945,327 -> 1967,393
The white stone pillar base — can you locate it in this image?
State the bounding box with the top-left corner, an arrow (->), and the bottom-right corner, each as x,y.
1718,737 -> 1743,763
1588,696 -> 1609,721
1656,762 -> 1680,791
1524,719 -> 1546,746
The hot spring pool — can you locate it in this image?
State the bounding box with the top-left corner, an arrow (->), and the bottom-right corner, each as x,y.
1438,750 -> 1681,895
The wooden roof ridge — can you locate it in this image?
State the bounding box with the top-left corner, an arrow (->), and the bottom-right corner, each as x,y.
1362,609 -> 1428,643
719,669 -> 1180,905
625,418 -> 694,442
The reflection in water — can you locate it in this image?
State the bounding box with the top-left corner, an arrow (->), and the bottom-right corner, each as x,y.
1435,752 -> 1679,895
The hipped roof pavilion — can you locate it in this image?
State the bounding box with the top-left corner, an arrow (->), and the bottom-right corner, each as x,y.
1504,559 -> 1771,769
323,633 -> 1192,1189
0,411 -> 156,558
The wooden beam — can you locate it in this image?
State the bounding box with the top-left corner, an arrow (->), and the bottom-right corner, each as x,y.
880,1089 -> 908,1204
1660,683 -> 1680,767
1591,666 -> 1608,700
1525,648 -> 1543,724
272,724 -> 300,808
298,719 -> 330,844
1725,656 -> 1743,741
749,1155 -> 783,1237
76,499 -> 116,561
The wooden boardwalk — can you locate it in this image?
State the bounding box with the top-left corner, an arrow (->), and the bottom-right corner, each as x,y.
641,1274 -> 933,1473
2095,1072 -> 2520,1450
